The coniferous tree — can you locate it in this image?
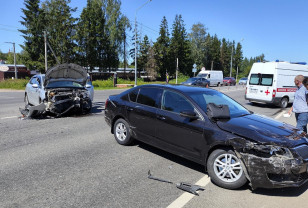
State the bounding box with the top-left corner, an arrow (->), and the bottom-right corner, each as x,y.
170,14 -> 193,76
145,44 -> 158,80
139,35 -> 150,75
75,0 -> 108,71
154,16 -> 170,79
19,0 -> 46,72
42,0 -> 77,65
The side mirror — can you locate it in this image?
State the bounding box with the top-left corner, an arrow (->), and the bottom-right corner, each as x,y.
180,110 -> 199,120
32,83 -> 39,88
86,84 -> 91,88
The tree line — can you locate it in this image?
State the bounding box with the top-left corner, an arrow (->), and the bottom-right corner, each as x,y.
11,0 -> 265,79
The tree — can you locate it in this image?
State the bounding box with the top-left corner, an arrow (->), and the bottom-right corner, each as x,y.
145,44 -> 158,80
139,35 -> 150,75
19,0 -> 46,72
75,0 -> 108,71
209,35 -> 221,72
189,23 -> 207,69
154,16 -> 171,79
42,0 -> 77,65
170,14 -> 193,76
234,42 -> 243,75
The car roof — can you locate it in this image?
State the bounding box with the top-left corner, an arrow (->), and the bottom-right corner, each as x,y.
137,84 -> 217,94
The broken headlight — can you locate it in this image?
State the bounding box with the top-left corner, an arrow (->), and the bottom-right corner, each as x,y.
253,144 -> 293,158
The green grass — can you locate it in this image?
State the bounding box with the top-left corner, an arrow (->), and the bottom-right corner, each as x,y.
0,74 -> 190,90
0,79 -> 29,90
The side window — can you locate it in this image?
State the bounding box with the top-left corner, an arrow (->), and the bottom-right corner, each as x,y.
129,88 -> 139,102
137,87 -> 163,108
162,90 -> 194,113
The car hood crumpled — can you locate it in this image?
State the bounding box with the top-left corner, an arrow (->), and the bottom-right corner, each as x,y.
44,63 -> 88,87
216,113 -> 308,147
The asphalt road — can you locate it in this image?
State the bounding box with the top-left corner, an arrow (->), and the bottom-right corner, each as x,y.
0,86 -> 307,208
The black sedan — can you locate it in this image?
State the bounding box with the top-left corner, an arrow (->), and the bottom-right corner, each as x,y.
181,77 -> 210,87
104,84 -> 308,190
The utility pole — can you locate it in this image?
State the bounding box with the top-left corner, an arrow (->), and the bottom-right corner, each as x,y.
230,45 -> 233,77
134,0 -> 152,87
211,61 -> 213,71
5,42 -> 17,79
176,58 -> 178,84
44,31 -> 48,72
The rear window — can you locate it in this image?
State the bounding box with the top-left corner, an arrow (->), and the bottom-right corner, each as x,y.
249,74 -> 273,86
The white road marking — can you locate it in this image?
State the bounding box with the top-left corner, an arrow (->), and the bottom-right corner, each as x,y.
167,175 -> 211,208
274,110 -> 286,120
0,116 -> 18,120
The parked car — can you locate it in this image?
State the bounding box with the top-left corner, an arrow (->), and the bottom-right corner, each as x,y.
238,77 -> 248,85
181,77 -> 210,87
23,63 -> 93,117
105,84 -> 308,190
223,77 -> 236,86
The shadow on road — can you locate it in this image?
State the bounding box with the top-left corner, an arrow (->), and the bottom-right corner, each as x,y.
252,182 -> 308,197
134,140 -> 205,174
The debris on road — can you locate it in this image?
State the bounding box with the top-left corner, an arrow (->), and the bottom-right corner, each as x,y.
148,170 -> 205,196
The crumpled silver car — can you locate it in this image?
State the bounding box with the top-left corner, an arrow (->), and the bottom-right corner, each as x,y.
22,63 -> 92,118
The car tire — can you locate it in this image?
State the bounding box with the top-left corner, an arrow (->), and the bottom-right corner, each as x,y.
207,149 -> 247,189
24,94 -> 30,105
113,118 -> 133,145
279,97 -> 288,108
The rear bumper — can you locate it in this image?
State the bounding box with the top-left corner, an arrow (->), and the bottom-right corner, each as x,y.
245,95 -> 285,106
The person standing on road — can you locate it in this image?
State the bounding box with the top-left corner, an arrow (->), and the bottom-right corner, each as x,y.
287,75 -> 308,132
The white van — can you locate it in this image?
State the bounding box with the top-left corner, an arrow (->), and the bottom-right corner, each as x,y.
197,70 -> 223,86
245,61 -> 308,108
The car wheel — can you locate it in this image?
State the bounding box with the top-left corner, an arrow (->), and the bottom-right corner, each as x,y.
207,149 -> 247,189
113,118 -> 133,145
279,97 -> 288,108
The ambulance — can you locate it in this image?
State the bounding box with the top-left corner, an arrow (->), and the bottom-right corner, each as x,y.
245,61 -> 308,108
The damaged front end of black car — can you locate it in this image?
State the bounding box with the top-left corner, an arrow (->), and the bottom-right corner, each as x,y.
219,116 -> 308,190
21,63 -> 92,118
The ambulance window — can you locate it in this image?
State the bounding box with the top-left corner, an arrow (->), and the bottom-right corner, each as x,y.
249,74 -> 260,85
261,74 -> 273,86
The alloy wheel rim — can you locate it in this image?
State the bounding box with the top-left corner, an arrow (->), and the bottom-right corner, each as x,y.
116,123 -> 127,141
213,153 -> 243,183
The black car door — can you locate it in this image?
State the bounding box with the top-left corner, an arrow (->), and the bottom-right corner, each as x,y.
126,87 -> 163,143
155,90 -> 206,162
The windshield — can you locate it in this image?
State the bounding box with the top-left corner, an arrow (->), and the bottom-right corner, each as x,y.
46,81 -> 84,89
189,91 -> 250,118
197,73 -> 208,78
224,77 -> 231,80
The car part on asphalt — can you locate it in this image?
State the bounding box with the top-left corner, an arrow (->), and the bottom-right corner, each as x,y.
148,170 -> 205,195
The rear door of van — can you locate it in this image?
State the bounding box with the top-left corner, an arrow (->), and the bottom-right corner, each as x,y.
247,73 -> 275,102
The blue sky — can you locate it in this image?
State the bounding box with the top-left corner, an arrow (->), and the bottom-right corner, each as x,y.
0,0 -> 307,63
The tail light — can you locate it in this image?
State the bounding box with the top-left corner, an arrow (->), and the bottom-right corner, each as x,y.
272,89 -> 276,97
105,99 -> 109,109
